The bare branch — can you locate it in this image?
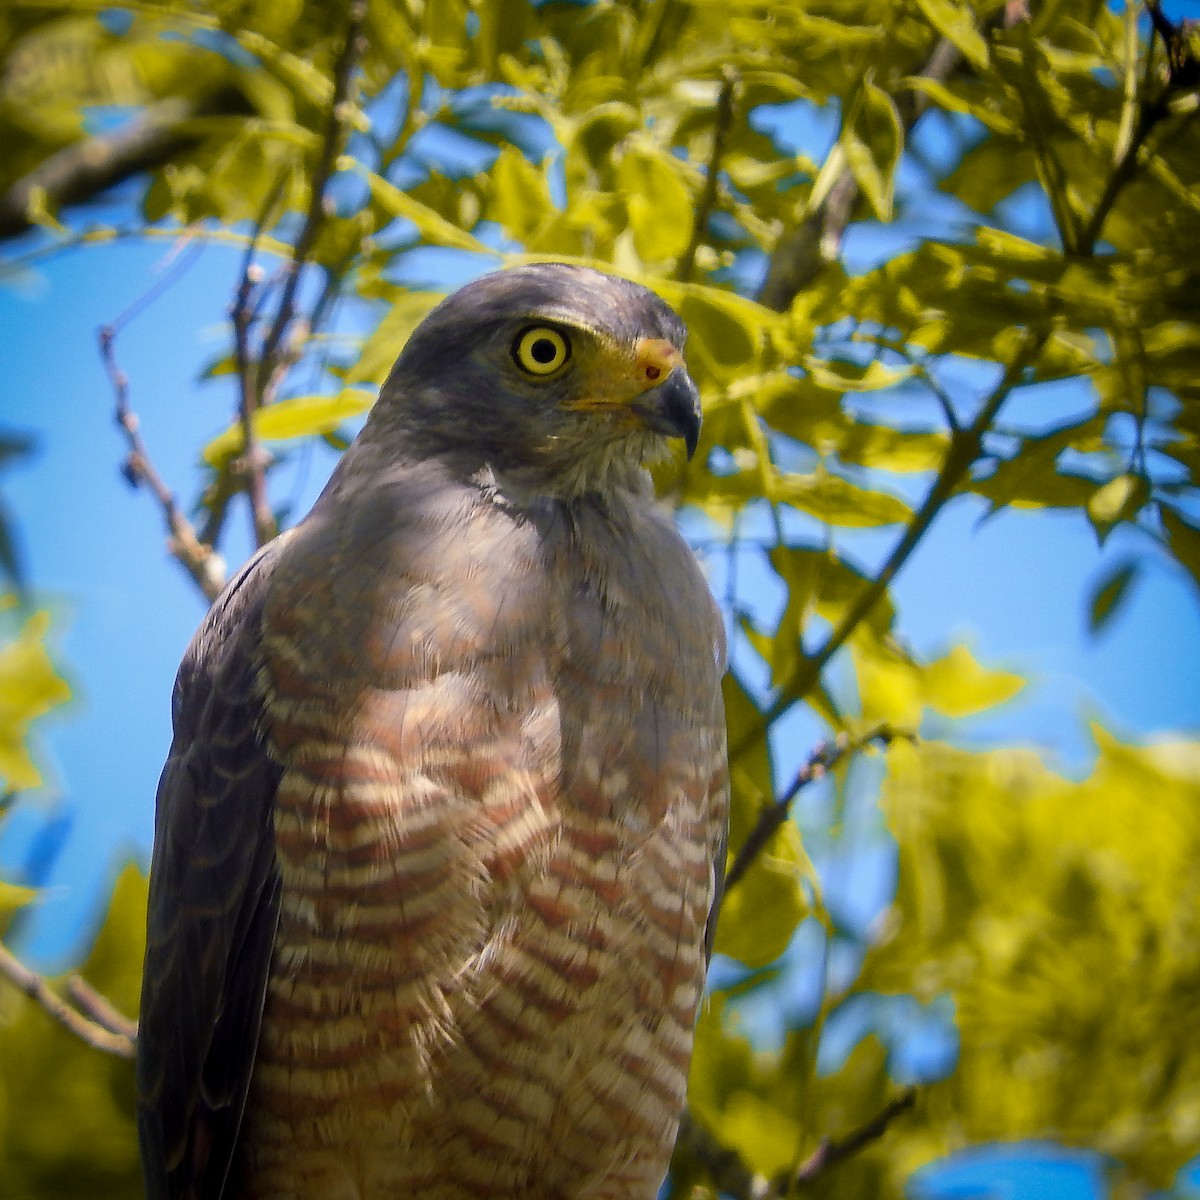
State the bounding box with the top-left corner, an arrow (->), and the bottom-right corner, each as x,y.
67,974 -> 140,1042
256,0 -> 368,388
0,940 -> 135,1059
677,69 -> 739,285
98,322 -> 225,602
786,1088 -> 918,1189
725,725 -> 907,891
756,37 -> 962,313
230,181 -> 286,548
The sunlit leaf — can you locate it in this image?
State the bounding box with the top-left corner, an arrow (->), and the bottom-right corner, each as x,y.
0,611 -> 71,792
842,81 -> 902,221
923,644 -> 1025,717
354,163 -> 493,253
912,0 -> 989,71
0,878 -> 38,922
202,390 -> 376,468
616,146 -> 693,263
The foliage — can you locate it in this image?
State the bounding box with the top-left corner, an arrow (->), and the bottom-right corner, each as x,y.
0,867 -> 145,1200
0,600 -> 71,925
686,728 -> 1200,1199
0,0 -> 1198,1196
0,606 -> 70,795
0,605 -> 145,1199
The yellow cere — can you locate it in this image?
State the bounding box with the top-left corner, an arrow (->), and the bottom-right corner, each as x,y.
514,326 -> 571,376
560,336 -> 686,417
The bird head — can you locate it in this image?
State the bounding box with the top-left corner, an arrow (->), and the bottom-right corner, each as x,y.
372,263 -> 702,497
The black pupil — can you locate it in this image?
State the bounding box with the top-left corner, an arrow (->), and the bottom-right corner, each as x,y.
530,337 -> 558,364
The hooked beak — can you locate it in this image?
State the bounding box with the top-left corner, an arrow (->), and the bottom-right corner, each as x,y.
630,366 -> 702,460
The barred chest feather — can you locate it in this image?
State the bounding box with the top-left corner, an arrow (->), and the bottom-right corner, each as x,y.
234,469 -> 728,1199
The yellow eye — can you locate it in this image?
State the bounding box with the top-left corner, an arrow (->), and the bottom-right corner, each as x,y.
513,326 -> 571,376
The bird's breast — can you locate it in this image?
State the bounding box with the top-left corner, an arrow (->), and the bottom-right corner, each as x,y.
236,486 -> 725,1197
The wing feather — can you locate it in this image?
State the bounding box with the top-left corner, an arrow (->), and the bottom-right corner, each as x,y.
136,541 -> 286,1200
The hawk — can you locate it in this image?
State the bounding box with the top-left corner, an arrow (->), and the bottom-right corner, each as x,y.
136,263 -> 729,1200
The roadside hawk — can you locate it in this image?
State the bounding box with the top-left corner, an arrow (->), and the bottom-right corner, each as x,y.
136,263 -> 729,1200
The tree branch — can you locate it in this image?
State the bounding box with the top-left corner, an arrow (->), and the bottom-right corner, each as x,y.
1077,2 -> 1199,254
67,973 -> 140,1042
756,37 -> 962,312
0,88 -> 249,245
0,939 -> 135,1059
785,1088 -> 917,1190
98,322 -> 225,602
675,1110 -> 772,1200
730,326 -> 1048,763
725,725 -> 907,891
256,0 -> 367,389
677,69 -> 738,284
230,179 -> 287,549
676,1089 -> 917,1200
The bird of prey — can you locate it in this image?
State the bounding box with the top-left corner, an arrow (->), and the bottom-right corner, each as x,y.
136,262 -> 729,1200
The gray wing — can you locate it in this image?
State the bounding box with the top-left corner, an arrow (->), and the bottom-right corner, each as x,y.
136,541 -> 285,1200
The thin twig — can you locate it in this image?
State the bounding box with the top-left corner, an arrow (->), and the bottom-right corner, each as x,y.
1076,93 -> 1167,254
785,1088 -> 918,1190
725,725 -> 905,891
677,69 -> 738,284
98,323 -> 225,602
0,940 -> 135,1059
229,178 -> 287,549
67,974 -> 139,1041
256,0 -> 367,389
675,1089 -> 917,1200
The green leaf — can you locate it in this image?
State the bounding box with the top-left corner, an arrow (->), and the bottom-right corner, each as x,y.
1161,506 -> 1200,592
842,81 -> 902,221
1086,473 -> 1147,536
923,644 -> 1025,717
836,424 -> 950,474
714,819 -> 811,968
912,0 -> 990,71
717,1090 -> 803,1177
355,163 -> 493,253
0,878 -> 38,922
0,611 -> 71,792
1086,559 -> 1139,636
658,282 -> 780,386
616,147 -> 694,263
489,147 -> 555,245
804,358 -> 913,393
0,863 -> 144,1196
202,391 -> 375,468
863,732 -> 1200,1188
904,76 -> 1018,136
345,291 -> 446,387
779,474 -> 911,528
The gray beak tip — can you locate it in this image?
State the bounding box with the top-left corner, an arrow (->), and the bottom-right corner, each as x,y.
635,368 -> 702,462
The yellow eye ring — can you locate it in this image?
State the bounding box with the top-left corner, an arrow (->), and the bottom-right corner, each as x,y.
513,326 -> 571,376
